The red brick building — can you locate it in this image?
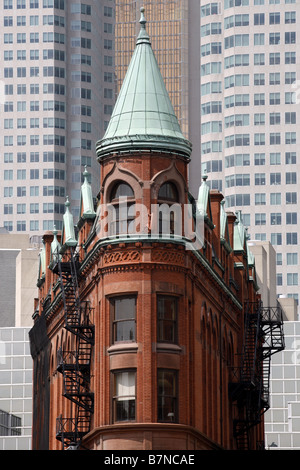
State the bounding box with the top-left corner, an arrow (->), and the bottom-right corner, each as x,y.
30,9 -> 284,451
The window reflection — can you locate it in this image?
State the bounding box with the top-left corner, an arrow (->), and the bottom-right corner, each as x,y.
111,295 -> 136,343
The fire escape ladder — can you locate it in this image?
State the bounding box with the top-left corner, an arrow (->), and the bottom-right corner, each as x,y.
57,249 -> 81,332
259,303 -> 285,412
233,416 -> 250,451
230,301 -> 262,450
229,301 -> 284,450
260,356 -> 271,410
53,247 -> 94,450
242,301 -> 260,385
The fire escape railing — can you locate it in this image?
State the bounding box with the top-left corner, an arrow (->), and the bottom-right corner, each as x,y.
229,300 -> 284,450
51,247 -> 94,450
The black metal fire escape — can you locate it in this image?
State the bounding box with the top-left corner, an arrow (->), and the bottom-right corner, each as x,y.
52,247 -> 94,450
229,300 -> 284,450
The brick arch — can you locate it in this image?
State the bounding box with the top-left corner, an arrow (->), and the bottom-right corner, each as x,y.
206,308 -> 213,346
220,325 -> 231,448
102,164 -> 143,205
211,312 -> 219,348
151,161 -> 188,204
49,341 -> 55,378
220,323 -> 228,362
227,330 -> 234,367
199,301 -> 207,345
50,333 -> 62,378
212,324 -> 218,354
211,314 -> 220,442
49,334 -> 60,449
199,302 -> 208,433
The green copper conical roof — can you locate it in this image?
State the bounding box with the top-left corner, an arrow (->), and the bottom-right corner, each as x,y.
96,8 -> 192,160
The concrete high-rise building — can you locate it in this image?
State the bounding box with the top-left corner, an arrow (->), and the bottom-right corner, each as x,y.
116,0 -> 300,316
0,0 -> 115,237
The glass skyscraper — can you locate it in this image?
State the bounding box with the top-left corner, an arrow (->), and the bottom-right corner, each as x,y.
0,0 -> 115,237
116,0 -> 300,316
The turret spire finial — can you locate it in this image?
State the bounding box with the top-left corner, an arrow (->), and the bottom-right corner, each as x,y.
139,6 -> 146,27
202,169 -> 208,182
136,5 -> 150,45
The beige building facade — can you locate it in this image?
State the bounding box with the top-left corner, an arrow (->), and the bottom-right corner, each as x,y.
0,231 -> 39,327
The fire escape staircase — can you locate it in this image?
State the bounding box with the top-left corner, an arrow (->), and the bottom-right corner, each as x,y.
52,247 -> 94,449
229,300 -> 284,450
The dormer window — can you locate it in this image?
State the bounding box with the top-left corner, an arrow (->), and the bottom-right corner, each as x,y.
158,182 -> 179,203
109,181 -> 135,236
157,182 -> 180,236
110,182 -> 134,201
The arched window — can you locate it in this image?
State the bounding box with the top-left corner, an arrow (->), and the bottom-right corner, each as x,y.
109,181 -> 135,236
110,182 -> 134,201
158,182 -> 179,202
157,182 -> 180,236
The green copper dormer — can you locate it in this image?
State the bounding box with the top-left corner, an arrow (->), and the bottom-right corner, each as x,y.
49,225 -> 61,269
196,173 -> 214,228
96,7 -> 192,160
79,166 -> 96,220
37,240 -> 46,283
234,210 -> 246,252
220,201 -> 227,241
246,237 -> 259,290
220,200 -> 232,253
245,229 -> 255,267
61,197 -> 77,249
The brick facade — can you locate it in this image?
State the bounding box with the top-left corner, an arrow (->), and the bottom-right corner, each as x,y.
30,10 -> 264,450
30,145 -> 263,450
